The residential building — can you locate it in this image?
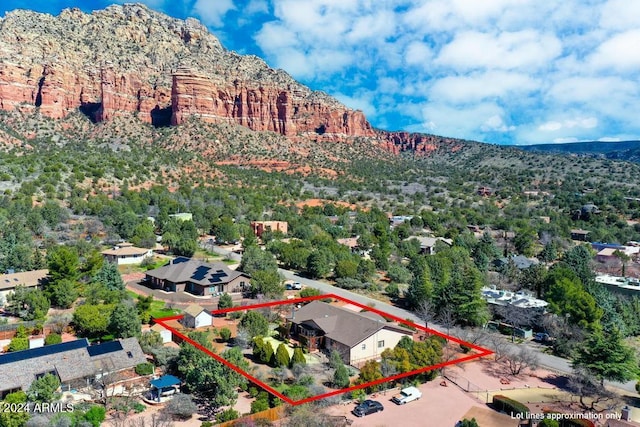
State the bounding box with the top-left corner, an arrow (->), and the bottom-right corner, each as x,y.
481,286 -> 548,310
168,213 -> 193,222
145,257 -> 250,296
404,236 -> 453,255
0,338 -> 146,398
336,237 -> 360,252
570,229 -> 590,241
287,301 -> 413,366
0,269 -> 49,305
595,274 -> 640,297
250,221 -> 288,238
493,255 -> 539,270
101,242 -> 153,265
181,304 -> 212,329
150,323 -> 172,343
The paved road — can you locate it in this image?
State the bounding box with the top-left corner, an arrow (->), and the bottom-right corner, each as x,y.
207,244 -> 637,394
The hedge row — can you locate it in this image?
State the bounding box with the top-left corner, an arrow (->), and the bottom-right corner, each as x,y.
542,411 -> 596,427
492,394 -> 529,417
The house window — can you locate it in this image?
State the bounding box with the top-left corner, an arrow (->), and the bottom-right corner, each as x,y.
210,286 -> 216,293
361,343 -> 366,350
378,340 -> 385,348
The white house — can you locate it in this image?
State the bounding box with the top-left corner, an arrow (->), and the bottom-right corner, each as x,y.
101,242 -> 153,265
181,304 -> 212,329
150,323 -> 172,344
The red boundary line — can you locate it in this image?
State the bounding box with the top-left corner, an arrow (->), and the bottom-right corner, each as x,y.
155,293 -> 493,406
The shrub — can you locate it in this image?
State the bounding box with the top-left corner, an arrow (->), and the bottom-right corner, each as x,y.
251,398 -> 269,414
538,419 -> 560,427
135,362 -> 154,376
132,402 -> 146,413
216,409 -> 239,423
385,283 -> 400,298
8,337 -> 29,352
219,327 -> 231,342
163,394 -> 197,420
299,288 -> 321,298
492,395 -> 529,417
83,406 -> 106,427
44,333 -> 62,346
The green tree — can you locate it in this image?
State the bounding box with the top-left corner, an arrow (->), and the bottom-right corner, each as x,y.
218,293 -> 233,311
249,269 -> 283,299
459,419 -> 480,427
213,217 -> 240,244
545,267 -> 602,329
0,391 -> 29,427
46,245 -> 80,283
299,287 -> 321,298
333,363 -> 350,388
239,246 -> 278,276
131,220 -> 157,248
47,278 -> 78,309
219,327 -> 231,342
572,328 -> 639,385
291,347 -> 306,367
94,261 -> 125,291
306,249 -> 334,279
7,287 -> 50,321
334,258 -> 359,279
73,304 -> 113,337
538,419 -> 559,427
83,406 -> 106,427
275,343 -> 291,367
109,301 -> 141,338
239,311 -> 269,338
27,373 -> 60,402
356,360 -> 383,392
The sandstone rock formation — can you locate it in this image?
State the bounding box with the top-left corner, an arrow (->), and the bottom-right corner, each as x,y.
0,4 -> 374,138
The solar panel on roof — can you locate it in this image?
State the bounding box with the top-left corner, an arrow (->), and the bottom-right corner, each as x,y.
87,340 -> 123,357
191,265 -> 210,281
0,339 -> 89,365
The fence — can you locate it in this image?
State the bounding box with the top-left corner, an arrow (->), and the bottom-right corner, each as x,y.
443,369 -> 484,394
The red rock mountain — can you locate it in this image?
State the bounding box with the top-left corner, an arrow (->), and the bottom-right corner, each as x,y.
0,4 -> 374,139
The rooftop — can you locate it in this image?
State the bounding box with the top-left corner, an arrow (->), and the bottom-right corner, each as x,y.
145,257 -> 248,287
0,269 -> 48,291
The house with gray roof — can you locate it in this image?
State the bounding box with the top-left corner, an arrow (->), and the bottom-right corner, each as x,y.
287,301 -> 413,367
145,257 -> 250,296
0,338 -> 146,398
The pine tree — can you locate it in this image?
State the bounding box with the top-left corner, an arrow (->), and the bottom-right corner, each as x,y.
290,347 -> 306,367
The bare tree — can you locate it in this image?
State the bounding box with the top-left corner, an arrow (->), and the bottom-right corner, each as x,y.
504,347 -> 538,376
130,413 -> 174,427
438,306 -> 456,336
46,313 -> 72,334
567,368 -> 617,411
414,300 -> 435,329
495,304 -> 536,342
484,332 -> 509,362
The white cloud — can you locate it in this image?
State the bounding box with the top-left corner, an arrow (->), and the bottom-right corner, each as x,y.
429,71 -> 538,103
227,0 -> 640,143
587,29 -> 640,71
192,0 -> 235,27
436,30 -> 562,71
538,117 -> 598,132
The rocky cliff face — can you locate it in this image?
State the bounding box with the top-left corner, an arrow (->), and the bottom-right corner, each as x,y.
0,4 -> 374,138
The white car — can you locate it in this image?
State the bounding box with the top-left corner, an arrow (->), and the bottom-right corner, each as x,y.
391,386 -> 422,405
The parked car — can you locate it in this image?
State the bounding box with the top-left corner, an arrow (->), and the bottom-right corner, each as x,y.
353,400 -> 384,417
292,282 -> 302,290
392,386 -> 422,405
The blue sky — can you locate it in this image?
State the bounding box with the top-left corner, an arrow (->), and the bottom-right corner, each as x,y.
2,1 -> 640,145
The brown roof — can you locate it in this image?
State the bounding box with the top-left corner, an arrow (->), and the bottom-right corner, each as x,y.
101,244 -> 151,256
145,257 -> 248,287
183,303 -> 207,318
289,301 -> 412,348
0,269 -> 48,291
336,237 -> 359,248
